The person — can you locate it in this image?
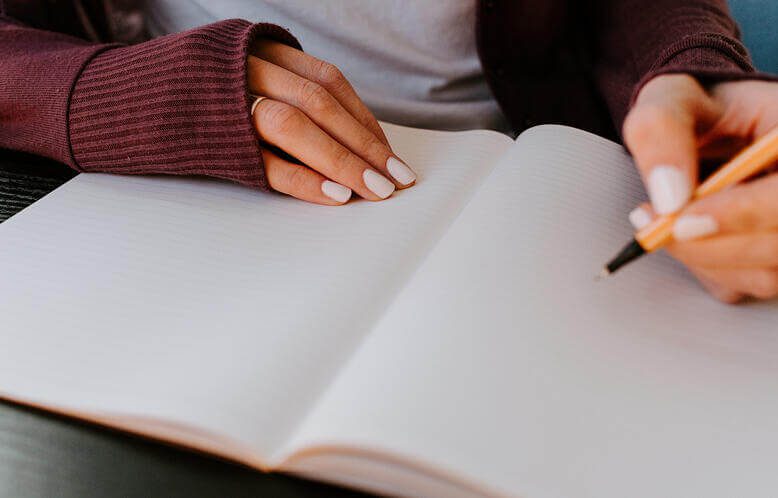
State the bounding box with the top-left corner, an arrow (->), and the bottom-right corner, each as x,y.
1,0 -> 777,306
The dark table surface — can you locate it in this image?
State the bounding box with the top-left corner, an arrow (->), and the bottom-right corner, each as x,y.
0,149 -> 368,498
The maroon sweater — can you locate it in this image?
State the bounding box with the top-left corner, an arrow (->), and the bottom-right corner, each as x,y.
0,1 -> 775,191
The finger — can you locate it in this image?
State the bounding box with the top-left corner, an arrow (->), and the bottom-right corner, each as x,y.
251,40 -> 391,146
686,265 -> 745,304
263,148 -> 351,205
672,173 -> 778,240
253,98 -> 395,201
628,202 -> 655,230
668,231 -> 778,269
709,80 -> 778,139
623,74 -> 720,215
637,202 -> 744,301
688,267 -> 778,301
248,57 -> 416,188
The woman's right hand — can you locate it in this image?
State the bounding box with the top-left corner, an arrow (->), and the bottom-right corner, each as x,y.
248,40 -> 416,205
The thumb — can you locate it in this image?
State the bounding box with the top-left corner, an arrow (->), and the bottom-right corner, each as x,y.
623,75 -> 719,215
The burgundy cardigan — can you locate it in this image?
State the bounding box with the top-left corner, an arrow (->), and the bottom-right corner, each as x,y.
0,0 -> 774,190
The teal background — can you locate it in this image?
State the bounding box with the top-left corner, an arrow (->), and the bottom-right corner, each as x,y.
730,0 -> 778,73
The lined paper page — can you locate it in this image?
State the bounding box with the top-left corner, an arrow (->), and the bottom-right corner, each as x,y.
0,123 -> 512,458
286,126 -> 778,497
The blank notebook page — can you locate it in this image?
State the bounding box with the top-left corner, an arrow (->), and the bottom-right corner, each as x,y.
287,126 -> 778,498
0,123 -> 511,458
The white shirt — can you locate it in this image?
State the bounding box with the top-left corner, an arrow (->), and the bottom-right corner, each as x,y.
146,0 -> 510,132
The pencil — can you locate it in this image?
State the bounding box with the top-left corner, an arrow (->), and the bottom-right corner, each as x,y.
600,126 -> 778,278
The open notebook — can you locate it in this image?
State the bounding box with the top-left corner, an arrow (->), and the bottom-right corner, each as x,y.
1,123 -> 777,498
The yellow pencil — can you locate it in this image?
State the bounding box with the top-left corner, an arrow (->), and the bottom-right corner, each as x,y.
600,126 -> 778,277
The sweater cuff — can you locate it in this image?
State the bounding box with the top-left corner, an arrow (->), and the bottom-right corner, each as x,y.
630,34 -> 778,105
68,19 -> 301,190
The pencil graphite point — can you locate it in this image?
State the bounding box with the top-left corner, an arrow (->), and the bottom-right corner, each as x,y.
594,268 -> 610,281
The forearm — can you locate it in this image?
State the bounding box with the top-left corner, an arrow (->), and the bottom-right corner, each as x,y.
1,3 -> 300,190
0,16 -> 114,167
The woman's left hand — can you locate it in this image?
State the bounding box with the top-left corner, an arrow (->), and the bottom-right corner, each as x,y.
622,74 -> 778,303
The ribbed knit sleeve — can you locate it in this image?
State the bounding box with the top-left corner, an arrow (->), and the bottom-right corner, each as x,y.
631,35 -> 778,103
69,19 -> 301,190
592,0 -> 778,132
0,15 -> 112,166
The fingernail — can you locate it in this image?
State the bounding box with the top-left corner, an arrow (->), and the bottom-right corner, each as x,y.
673,214 -> 718,241
321,180 -> 351,203
363,169 -> 395,199
628,206 -> 652,230
386,157 -> 416,186
647,165 -> 691,215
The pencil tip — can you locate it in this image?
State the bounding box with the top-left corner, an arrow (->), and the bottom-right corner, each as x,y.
594,268 -> 610,281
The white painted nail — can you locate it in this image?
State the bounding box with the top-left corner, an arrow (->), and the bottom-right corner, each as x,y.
647,165 -> 691,215
673,214 -> 718,241
363,169 -> 395,199
386,157 -> 416,186
628,206 -> 652,230
321,180 -> 351,203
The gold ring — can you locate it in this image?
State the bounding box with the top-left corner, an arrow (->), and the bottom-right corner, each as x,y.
250,95 -> 268,116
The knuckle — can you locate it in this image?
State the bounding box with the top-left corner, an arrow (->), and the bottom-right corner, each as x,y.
354,110 -> 388,143
623,107 -> 654,145
298,80 -> 332,112
623,105 -> 679,146
749,270 -> 778,299
326,146 -> 357,178
261,101 -> 302,136
314,61 -> 346,88
286,165 -> 310,192
361,134 -> 386,159
331,145 -> 353,171
622,104 -> 692,146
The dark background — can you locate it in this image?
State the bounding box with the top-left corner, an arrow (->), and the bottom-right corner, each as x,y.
0,149 -> 368,498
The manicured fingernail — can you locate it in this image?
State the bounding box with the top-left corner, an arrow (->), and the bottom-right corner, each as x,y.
647,165 -> 691,215
321,180 -> 351,203
363,169 -> 395,199
628,206 -> 652,230
386,157 -> 416,186
673,214 -> 718,241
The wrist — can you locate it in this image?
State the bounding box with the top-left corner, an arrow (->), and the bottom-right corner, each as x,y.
69,20 -> 301,190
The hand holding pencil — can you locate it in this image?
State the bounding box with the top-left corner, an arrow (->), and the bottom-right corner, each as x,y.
615,75 -> 778,302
